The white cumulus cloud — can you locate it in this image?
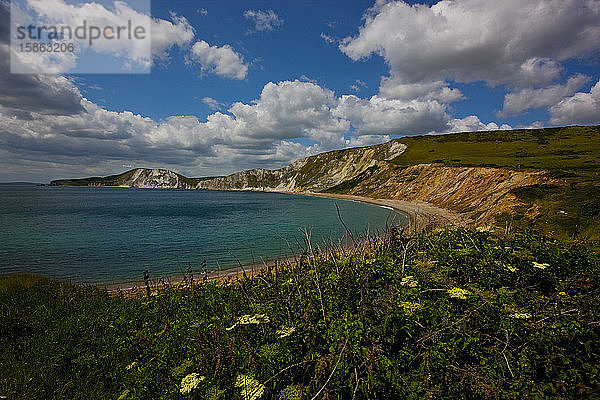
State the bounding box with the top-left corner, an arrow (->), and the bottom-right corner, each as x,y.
447,116 -> 512,133
340,0 -> 600,88
201,97 -> 225,110
334,95 -> 450,136
151,13 -> 195,61
189,40 -> 248,80
550,80 -> 600,125
500,74 -> 590,116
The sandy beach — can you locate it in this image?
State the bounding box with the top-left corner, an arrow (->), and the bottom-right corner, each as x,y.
284,191 -> 471,233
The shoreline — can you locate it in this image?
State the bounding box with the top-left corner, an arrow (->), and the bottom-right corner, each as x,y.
277,191 -> 470,233
102,257 -> 286,293
102,191 -> 467,293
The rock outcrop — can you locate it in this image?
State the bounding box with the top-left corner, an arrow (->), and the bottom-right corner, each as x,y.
331,162 -> 558,224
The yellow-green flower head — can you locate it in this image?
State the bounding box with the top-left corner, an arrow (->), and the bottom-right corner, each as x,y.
448,287 -> 471,300
400,275 -> 418,288
236,374 -> 265,400
227,314 -> 270,331
532,262 -> 549,269
399,301 -> 422,316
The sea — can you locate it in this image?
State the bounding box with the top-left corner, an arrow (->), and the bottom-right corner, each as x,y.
0,185 -> 407,284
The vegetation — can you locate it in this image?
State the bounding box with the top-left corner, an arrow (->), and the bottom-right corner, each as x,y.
2,228 -> 599,399
388,125 -> 600,173
386,126 -> 600,240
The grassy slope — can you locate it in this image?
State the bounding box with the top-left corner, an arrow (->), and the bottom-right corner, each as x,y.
388,125 -> 600,173
1,229 -> 599,399
327,126 -> 600,241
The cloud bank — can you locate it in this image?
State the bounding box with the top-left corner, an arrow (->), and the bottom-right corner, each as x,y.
340,0 -> 600,116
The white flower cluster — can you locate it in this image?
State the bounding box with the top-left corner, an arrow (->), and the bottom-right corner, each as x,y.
509,312 -> 532,319
236,374 -> 265,400
180,373 -> 205,394
276,326 -> 296,338
226,314 -> 270,331
532,262 -> 550,270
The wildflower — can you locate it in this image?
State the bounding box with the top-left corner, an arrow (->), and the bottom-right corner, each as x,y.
180,373 -> 205,394
510,313 -> 532,319
125,361 -> 137,371
559,291 -> 566,296
532,262 -> 549,270
276,326 -> 296,338
235,374 -> 265,400
448,287 -> 471,300
399,301 -> 422,316
400,276 -> 418,288
504,264 -> 517,272
227,314 -> 270,331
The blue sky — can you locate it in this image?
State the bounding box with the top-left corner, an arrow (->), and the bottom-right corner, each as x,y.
79,0 -> 390,120
1,0 -> 599,182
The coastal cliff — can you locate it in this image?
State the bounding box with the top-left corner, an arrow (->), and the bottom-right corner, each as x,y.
196,140 -> 407,192
50,168 -> 198,189
195,142 -> 555,226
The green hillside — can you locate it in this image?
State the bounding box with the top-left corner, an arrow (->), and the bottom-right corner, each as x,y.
389,125 -> 600,175
332,125 -> 600,241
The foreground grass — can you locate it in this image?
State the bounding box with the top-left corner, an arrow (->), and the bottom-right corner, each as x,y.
1,229 -> 599,399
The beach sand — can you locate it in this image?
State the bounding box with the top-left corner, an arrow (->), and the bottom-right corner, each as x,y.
300,192 -> 470,233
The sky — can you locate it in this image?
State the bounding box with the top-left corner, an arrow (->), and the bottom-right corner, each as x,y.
1,0 -> 600,182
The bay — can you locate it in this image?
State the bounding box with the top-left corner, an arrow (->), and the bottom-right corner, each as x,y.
0,185 -> 406,284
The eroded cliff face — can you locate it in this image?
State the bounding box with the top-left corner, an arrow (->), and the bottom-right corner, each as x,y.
196,141 -> 407,192
336,162 -> 558,224
119,169 -> 195,189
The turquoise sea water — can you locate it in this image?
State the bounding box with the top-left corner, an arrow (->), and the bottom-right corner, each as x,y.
0,185 -> 406,284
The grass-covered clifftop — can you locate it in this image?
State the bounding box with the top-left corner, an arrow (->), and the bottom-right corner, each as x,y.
2,229 -> 599,399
